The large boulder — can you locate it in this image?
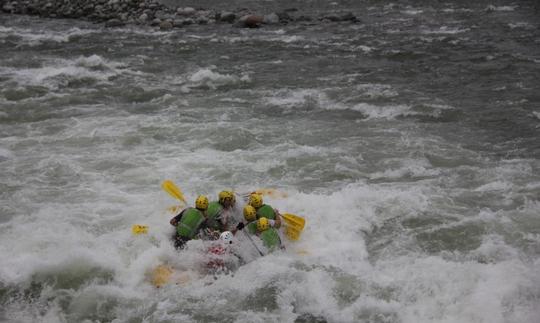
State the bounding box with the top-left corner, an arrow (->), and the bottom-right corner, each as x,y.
237,14 -> 264,28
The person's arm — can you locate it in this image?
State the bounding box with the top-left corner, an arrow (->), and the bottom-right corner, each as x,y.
170,209 -> 186,226
273,209 -> 282,228
232,222 -> 245,235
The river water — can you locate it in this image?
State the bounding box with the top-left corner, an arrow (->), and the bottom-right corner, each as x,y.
1,1 -> 540,322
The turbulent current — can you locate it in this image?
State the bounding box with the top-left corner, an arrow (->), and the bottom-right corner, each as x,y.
1,1 -> 540,322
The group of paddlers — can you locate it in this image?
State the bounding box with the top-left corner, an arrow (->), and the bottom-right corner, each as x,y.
169,190 -> 283,252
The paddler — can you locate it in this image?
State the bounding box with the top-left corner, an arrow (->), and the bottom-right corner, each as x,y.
254,217 -> 283,252
205,190 -> 237,235
169,195 -> 209,249
248,193 -> 282,228
240,205 -> 279,234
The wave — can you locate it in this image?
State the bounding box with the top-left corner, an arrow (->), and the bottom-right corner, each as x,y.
0,26 -> 95,46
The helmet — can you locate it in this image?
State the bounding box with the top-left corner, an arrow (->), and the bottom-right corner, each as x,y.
257,217 -> 270,232
220,231 -> 233,244
248,194 -> 263,208
243,205 -> 257,222
195,195 -> 209,210
218,190 -> 235,204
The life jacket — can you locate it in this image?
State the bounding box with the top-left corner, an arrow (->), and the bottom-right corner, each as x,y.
246,221 -> 257,234
259,227 -> 281,251
206,201 -> 224,231
256,204 -> 276,220
176,208 -> 206,239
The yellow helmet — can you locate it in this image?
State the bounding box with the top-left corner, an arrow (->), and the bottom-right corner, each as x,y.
218,190 -> 235,204
248,194 -> 263,208
195,195 -> 208,210
257,217 -> 270,232
243,205 -> 257,222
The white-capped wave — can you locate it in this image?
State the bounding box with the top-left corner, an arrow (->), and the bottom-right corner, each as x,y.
486,5 -> 516,12
0,26 -> 95,46
369,157 -> 441,180
474,181 -> 511,192
508,22 -> 534,30
0,147 -> 14,161
179,67 -> 250,91
354,83 -> 398,98
264,88 -> 331,109
0,55 -> 127,90
421,26 -> 470,35
349,103 -> 414,119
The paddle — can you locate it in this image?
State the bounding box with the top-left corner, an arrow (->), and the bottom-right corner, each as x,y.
284,225 -> 301,241
282,213 -> 305,230
242,230 -> 265,256
238,188 -> 288,201
132,224 -> 148,235
162,180 -> 187,205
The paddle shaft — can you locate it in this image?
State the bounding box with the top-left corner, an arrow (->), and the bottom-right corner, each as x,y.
242,230 -> 264,257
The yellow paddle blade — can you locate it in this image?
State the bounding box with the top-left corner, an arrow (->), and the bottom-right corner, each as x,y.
285,225 -> 301,241
151,264 -> 173,288
167,205 -> 183,214
282,213 -> 305,231
132,224 -> 148,235
162,180 -> 187,204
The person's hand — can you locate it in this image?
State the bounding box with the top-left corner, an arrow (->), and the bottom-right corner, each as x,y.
236,222 -> 245,231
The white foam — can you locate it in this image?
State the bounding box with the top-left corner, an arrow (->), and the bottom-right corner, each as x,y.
0,26 -> 95,46
264,88 -> 331,108
349,103 -> 414,119
474,181 -> 511,192
0,55 -> 127,90
0,147 -> 14,160
486,5 -> 516,12
354,83 -> 398,98
183,67 -> 251,90
421,26 -> 470,35
369,157 -> 441,180
508,22 -> 534,30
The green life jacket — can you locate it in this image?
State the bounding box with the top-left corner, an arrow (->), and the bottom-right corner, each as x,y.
246,221 -> 257,234
206,201 -> 224,231
256,204 -> 276,220
177,208 -> 206,239
260,227 -> 281,251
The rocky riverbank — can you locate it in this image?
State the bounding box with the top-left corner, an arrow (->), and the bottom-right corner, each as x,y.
0,0 -> 359,29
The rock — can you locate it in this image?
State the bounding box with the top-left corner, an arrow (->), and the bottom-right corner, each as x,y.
263,13 -> 279,24
172,19 -> 184,27
322,11 -> 358,22
237,14 -> 264,28
197,17 -> 208,24
159,20 -> 172,30
218,11 -> 235,23
177,7 -> 195,16
339,12 -> 358,22
2,4 -> 14,13
105,18 -> 125,27
150,18 -> 161,26
138,13 -> 148,21
322,14 -> 340,22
